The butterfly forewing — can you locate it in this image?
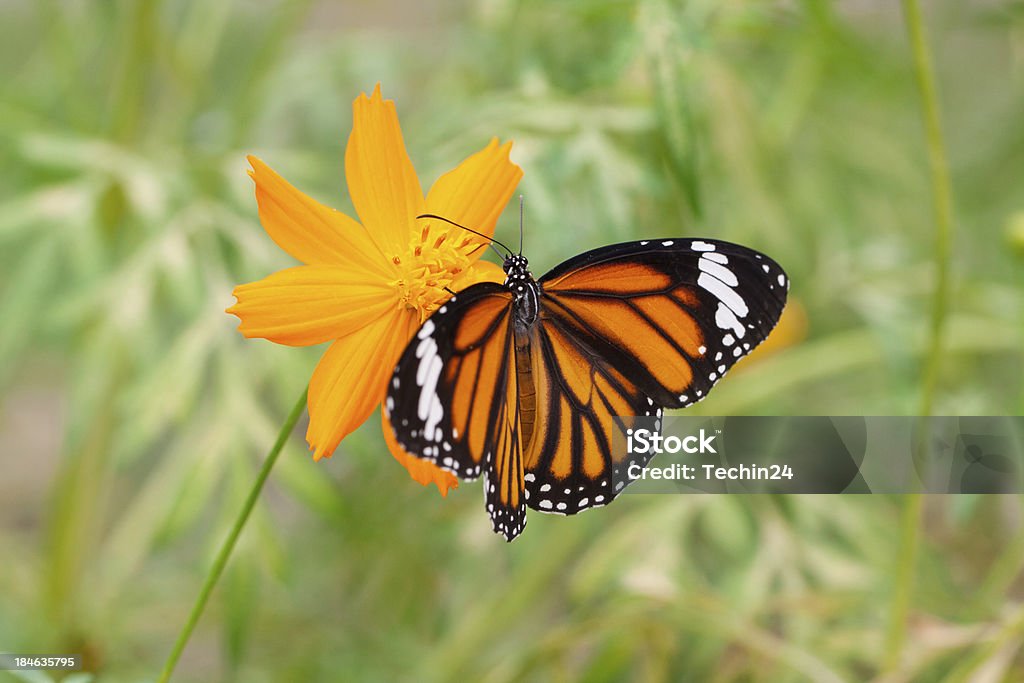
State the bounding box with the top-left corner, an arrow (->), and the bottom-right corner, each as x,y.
539,238 -> 788,409
385,282 -> 527,539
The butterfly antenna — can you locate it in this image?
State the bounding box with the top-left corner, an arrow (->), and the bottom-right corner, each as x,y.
416,214 -> 511,259
518,195 -> 524,256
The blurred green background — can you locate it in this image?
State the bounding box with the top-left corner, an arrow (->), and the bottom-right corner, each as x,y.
1,0 -> 1023,681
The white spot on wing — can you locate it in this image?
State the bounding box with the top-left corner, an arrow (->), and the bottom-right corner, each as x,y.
415,337 -> 445,437
698,272 -> 748,318
416,351 -> 441,399
715,302 -> 746,339
698,257 -> 738,287
425,401 -> 443,437
704,252 -> 729,264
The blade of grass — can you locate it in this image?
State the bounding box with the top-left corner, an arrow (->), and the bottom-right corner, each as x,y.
886,0 -> 957,673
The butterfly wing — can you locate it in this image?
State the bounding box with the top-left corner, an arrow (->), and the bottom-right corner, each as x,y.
521,316 -> 664,514
385,283 -> 527,540
523,238 -> 788,513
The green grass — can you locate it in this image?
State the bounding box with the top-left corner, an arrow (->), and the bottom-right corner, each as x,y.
1,0 -> 1024,681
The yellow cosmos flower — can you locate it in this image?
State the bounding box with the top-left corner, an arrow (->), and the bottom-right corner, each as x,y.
228,85 -> 522,495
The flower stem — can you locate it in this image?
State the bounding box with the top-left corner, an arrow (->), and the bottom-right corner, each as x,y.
157,387 -> 308,683
885,0 -> 955,673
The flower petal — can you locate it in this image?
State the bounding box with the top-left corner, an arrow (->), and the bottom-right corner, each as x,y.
346,84 -> 424,259
306,309 -> 418,460
228,266 -> 397,346
452,258 -> 505,291
424,138 -> 523,250
248,156 -> 391,278
381,411 -> 458,496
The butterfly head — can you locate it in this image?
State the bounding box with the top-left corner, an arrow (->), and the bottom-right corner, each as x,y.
503,254 -> 532,281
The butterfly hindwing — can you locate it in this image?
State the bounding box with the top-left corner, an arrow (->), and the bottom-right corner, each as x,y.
483,363 -> 526,539
385,282 -> 526,540
521,313 -> 664,514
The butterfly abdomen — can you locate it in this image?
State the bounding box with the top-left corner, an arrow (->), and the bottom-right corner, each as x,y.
515,330 -> 537,451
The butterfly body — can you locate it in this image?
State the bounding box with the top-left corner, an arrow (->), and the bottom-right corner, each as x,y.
385,238 -> 788,541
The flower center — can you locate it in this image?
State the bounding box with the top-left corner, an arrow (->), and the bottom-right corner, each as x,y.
391,223 -> 482,322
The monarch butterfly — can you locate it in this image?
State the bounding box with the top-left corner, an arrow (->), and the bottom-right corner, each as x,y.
384,216 -> 788,541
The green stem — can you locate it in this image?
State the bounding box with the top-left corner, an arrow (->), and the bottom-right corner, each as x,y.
157,387 -> 307,683
884,492 -> 924,671
885,0 -> 956,673
905,0 -> 955,418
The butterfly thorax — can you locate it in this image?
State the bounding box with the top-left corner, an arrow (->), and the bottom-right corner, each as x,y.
503,254 -> 540,331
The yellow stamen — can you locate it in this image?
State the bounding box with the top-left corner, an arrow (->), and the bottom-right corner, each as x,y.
390,226 -> 476,318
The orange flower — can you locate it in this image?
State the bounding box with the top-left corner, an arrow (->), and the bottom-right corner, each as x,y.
228,85 -> 522,495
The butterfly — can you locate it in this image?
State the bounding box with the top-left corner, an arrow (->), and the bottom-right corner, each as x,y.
384,216 -> 788,541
